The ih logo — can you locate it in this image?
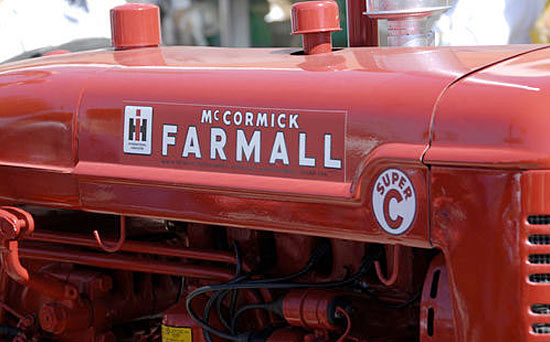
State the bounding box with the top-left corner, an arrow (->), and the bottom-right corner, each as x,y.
372,169 -> 416,235
123,106 -> 153,155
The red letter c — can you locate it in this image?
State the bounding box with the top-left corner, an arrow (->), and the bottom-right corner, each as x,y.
384,189 -> 403,229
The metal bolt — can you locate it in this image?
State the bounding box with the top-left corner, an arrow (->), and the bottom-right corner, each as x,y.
39,304 -> 68,334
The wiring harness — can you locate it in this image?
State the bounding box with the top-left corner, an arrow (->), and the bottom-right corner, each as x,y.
186,241 -> 377,342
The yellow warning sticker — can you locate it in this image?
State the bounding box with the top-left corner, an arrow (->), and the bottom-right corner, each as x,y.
162,325 -> 193,342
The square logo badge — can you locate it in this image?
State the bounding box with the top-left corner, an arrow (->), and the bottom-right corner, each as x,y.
123,106 -> 153,155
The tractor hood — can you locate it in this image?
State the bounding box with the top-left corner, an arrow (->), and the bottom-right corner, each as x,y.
0,45 -> 543,245
425,46 -> 550,169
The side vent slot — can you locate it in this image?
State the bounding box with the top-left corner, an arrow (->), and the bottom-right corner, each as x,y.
430,270 -> 440,299
532,304 -> 550,315
525,214 -> 550,339
530,274 -> 550,283
427,307 -> 434,337
533,324 -> 550,334
529,254 -> 550,264
528,216 -> 550,225
529,235 -> 550,245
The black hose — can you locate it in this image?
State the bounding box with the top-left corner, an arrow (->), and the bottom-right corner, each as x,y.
187,280 -> 248,342
230,299 -> 283,333
186,252 -> 377,341
203,242 -> 245,342
191,252 -> 376,295
216,290 -> 233,331
228,289 -> 240,333
205,240 -> 330,338
203,290 -> 225,342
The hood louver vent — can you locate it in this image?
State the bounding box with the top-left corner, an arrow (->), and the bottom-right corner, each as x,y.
532,304 -> 550,315
529,235 -> 550,245
529,254 -> 550,264
533,324 -> 550,334
529,216 -> 550,225
530,274 -> 550,283
523,213 -> 550,339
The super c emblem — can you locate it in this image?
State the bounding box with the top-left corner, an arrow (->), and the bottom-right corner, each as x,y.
372,169 -> 416,235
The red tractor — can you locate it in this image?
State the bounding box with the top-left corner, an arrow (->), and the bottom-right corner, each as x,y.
0,1 -> 547,341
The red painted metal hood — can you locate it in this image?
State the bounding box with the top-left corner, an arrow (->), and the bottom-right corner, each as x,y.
0,45 -> 539,183
425,46 -> 550,169
0,45 -> 543,244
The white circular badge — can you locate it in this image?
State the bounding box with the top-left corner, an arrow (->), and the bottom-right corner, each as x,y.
372,169 -> 416,235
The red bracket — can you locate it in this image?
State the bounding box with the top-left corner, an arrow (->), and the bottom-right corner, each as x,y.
93,216 -> 126,253
0,207 -> 78,301
374,245 -> 401,287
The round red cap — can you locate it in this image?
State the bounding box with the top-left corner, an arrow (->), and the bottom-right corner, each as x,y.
291,1 -> 342,35
111,3 -> 161,50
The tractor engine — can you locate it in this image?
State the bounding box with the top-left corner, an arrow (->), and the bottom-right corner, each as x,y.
0,208 -> 435,342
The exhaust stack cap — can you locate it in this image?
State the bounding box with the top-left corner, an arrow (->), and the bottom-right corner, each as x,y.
291,1 -> 342,55
111,3 -> 161,50
364,0 -> 450,47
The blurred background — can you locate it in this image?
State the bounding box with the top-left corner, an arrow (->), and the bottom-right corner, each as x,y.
1,0 -> 550,62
